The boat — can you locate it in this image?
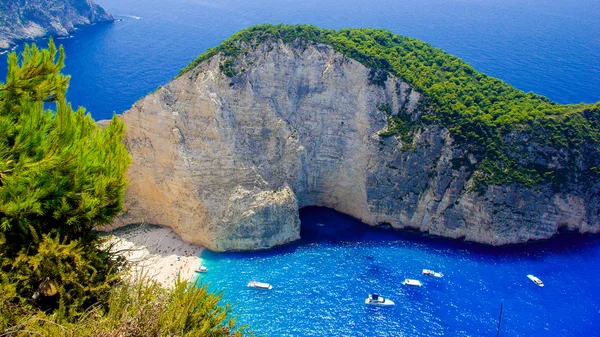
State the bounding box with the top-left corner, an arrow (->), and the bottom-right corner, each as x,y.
247,280 -> 273,290
527,274 -> 544,287
194,266 -> 208,273
365,294 -> 394,306
403,278 -> 422,287
422,269 -> 444,278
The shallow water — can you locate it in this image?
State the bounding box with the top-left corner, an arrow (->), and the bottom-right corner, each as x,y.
199,207 -> 600,336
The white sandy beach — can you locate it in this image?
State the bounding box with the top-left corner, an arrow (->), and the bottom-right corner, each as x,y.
104,225 -> 205,287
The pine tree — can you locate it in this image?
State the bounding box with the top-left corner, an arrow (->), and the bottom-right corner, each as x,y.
0,42 -> 248,336
0,40 -> 131,254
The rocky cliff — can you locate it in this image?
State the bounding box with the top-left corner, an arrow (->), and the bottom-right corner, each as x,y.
106,26 -> 600,251
0,0 -> 113,52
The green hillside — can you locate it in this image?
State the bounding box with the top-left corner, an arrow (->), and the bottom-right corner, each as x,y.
180,24 -> 600,188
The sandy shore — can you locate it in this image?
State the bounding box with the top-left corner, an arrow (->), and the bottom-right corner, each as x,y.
104,224 -> 205,287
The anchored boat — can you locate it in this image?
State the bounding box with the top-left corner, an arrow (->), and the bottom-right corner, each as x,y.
422,269 -> 444,278
194,266 -> 208,273
247,280 -> 273,290
403,278 -> 422,287
365,294 -> 394,306
527,274 -> 544,287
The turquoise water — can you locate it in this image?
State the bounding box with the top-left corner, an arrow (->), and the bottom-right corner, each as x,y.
200,208 -> 600,336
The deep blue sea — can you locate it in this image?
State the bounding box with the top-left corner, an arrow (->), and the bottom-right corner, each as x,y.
0,0 -> 599,120
201,208 -> 600,336
1,0 -> 599,335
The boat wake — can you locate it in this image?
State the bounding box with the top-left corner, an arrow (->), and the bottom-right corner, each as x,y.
118,14 -> 143,20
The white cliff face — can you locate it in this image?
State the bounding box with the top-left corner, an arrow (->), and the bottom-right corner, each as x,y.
110,41 -> 600,251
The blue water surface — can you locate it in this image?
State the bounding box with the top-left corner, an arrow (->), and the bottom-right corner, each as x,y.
200,207 -> 600,337
0,0 -> 599,120
1,1 -> 599,335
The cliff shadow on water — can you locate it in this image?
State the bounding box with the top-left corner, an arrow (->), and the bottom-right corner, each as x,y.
202,207 -> 600,263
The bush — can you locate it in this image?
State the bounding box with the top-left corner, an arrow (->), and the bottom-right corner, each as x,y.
0,234 -> 123,325
1,276 -> 250,337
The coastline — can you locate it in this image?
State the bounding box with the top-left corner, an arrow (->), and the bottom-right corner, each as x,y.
0,19 -> 114,54
104,224 -> 204,287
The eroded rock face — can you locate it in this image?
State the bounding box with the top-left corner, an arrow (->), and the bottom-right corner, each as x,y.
108,42 -> 600,251
0,0 -> 113,51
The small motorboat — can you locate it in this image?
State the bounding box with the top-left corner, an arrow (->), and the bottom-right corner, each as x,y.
194,266 -> 208,273
403,278 -> 422,287
247,280 -> 273,290
365,294 -> 394,306
527,274 -> 544,287
422,269 -> 444,278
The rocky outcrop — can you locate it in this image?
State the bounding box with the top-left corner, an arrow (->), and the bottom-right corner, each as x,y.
0,0 -> 113,52
108,41 -> 600,251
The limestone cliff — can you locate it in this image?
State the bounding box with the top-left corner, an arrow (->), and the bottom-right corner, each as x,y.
106,36 -> 600,251
0,0 -> 113,52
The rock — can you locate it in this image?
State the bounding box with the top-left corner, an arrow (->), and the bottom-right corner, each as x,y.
215,185 -> 300,251
105,41 -> 600,251
0,0 -> 113,52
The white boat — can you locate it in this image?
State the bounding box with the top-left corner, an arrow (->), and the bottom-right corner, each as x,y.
194,266 -> 208,273
527,274 -> 544,287
365,294 -> 394,306
247,280 -> 273,290
403,278 -> 422,287
422,269 -> 444,278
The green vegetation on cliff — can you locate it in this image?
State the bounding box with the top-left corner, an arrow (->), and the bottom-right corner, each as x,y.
0,42 -> 247,336
180,24 -> 600,188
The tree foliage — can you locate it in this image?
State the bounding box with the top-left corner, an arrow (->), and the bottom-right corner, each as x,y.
0,40 -> 131,327
180,24 -> 600,187
0,41 -> 131,253
0,42 -> 249,336
0,234 -> 122,321
2,276 -> 249,337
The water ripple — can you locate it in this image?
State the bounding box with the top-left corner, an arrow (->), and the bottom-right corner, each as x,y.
199,207 -> 600,336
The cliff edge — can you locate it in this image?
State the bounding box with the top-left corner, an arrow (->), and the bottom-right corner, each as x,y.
105,25 -> 600,251
0,0 -> 113,52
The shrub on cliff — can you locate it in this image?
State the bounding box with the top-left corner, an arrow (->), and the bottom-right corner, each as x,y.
180,24 -> 600,187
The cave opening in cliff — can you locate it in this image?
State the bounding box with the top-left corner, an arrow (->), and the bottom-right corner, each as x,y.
298,206 -> 396,244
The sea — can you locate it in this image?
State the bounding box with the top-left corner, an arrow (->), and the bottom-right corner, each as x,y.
200,207 -> 600,336
1,0 -> 599,335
